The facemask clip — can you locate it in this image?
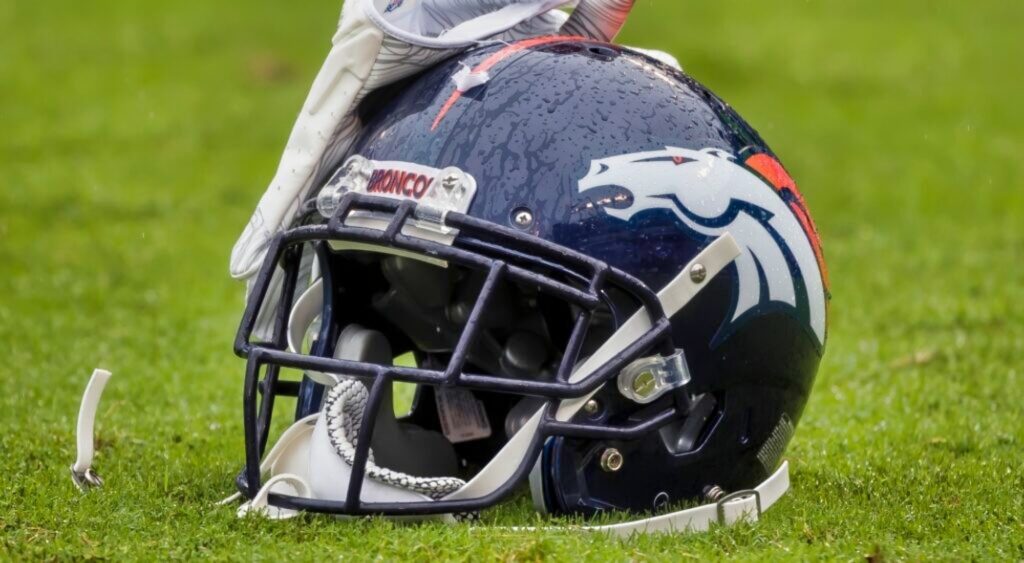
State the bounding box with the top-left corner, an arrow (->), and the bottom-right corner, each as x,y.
317,155 -> 374,219
616,349 -> 691,404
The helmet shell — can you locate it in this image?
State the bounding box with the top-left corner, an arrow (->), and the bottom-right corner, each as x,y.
339,37 -> 828,515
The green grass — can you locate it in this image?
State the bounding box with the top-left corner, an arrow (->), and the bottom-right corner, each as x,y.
2,0 -> 1022,559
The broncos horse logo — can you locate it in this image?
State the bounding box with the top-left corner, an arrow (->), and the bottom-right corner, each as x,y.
578,147 -> 828,346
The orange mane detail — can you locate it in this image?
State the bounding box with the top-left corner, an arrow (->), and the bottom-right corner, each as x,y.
744,153 -> 830,292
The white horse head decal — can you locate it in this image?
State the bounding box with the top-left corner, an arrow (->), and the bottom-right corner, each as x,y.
578,147 -> 827,346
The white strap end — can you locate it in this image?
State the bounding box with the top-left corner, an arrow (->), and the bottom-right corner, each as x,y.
71,368 -> 113,491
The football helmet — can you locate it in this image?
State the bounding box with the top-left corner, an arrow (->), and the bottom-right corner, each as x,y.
230,37 -> 828,533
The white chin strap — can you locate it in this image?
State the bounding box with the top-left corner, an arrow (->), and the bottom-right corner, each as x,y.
232,233 -> 794,534
516,462 -> 789,537
71,369 -> 112,491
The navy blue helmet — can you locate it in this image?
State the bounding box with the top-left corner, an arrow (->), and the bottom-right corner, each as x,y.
233,36 -> 828,526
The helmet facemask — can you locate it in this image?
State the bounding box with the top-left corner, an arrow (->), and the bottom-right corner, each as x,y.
234,190 -> 687,518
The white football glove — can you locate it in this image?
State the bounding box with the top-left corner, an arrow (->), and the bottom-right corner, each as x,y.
230,0 -> 638,282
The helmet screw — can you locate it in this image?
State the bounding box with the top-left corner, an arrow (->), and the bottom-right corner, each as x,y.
512,207 -> 534,228
703,484 -> 725,502
440,169 -> 464,192
631,370 -> 657,399
583,399 -> 600,415
689,263 -> 707,283
599,448 -> 624,472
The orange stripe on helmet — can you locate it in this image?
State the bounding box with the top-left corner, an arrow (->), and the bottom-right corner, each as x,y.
744,153 -> 830,291
431,36 -> 588,131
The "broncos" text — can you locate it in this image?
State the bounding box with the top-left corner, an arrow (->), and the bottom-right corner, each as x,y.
366,169 -> 434,200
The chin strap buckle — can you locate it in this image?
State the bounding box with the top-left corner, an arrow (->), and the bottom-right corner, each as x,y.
715,488 -> 762,526
70,466 -> 104,492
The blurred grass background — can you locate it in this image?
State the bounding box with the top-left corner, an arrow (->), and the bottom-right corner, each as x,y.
1,0 -> 1022,559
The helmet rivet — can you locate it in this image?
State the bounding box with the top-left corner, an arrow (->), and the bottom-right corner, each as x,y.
600,448 -> 624,472
689,263 -> 707,283
512,207 -> 534,228
583,399 -> 600,415
440,168 -> 464,192
631,371 -> 657,399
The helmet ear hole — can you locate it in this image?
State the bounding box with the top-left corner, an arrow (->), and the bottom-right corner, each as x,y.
586,45 -> 618,60
657,393 -> 719,455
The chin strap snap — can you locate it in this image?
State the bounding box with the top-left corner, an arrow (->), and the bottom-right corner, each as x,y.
71,368 -> 112,491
